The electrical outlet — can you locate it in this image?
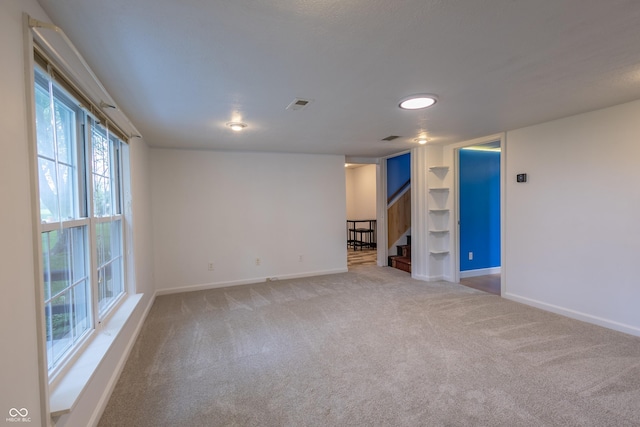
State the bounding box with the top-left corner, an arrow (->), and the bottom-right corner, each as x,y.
298,255 -> 303,262
208,262 -> 214,271
255,258 -> 261,266
469,252 -> 473,261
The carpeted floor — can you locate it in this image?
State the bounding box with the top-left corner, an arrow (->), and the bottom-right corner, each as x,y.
99,265 -> 640,426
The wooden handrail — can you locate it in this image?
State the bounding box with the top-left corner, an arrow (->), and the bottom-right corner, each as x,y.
387,179 -> 410,205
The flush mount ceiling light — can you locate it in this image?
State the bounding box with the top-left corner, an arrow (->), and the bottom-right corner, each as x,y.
399,94 -> 438,110
414,137 -> 429,145
226,122 -> 247,131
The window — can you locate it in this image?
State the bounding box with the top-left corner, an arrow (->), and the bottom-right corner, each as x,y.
91,122 -> 124,315
34,66 -> 126,374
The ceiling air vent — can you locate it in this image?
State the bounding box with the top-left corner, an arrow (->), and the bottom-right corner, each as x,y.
381,135 -> 401,141
286,98 -> 313,111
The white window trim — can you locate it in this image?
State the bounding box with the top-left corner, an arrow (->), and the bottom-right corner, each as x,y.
25,14 -> 143,421
49,294 -> 143,417
35,64 -> 129,377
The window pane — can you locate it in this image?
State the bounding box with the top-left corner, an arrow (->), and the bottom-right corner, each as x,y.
96,222 -> 108,267
58,163 -> 76,221
34,72 -> 80,223
97,220 -> 123,315
70,226 -> 87,284
53,98 -> 76,166
45,301 -> 53,368
110,257 -> 123,300
43,226 -> 91,371
110,220 -> 123,301
34,82 -> 55,159
72,281 -> 90,338
49,292 -> 72,368
94,175 -> 110,217
92,125 -> 112,217
111,138 -> 122,215
38,157 -> 59,223
47,229 -> 71,298
42,233 -> 51,301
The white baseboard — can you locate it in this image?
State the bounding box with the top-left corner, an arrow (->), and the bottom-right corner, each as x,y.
460,266 -> 501,278
269,268 -> 348,281
156,268 -> 349,296
504,293 -> 640,338
412,273 -> 446,282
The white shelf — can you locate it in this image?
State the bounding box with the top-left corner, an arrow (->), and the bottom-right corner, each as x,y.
428,166 -> 449,260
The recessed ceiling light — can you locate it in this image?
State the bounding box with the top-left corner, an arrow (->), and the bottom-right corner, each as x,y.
399,94 -> 438,110
226,122 -> 247,131
414,137 -> 429,145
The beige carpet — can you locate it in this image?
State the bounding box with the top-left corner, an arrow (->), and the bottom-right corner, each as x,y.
99,265 -> 640,426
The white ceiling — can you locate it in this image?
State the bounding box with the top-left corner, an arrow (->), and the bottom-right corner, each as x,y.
37,0 -> 640,158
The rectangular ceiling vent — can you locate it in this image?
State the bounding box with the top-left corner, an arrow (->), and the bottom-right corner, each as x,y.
286,98 -> 313,111
381,135 -> 401,141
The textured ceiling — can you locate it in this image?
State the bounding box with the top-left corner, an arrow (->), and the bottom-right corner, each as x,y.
37,0 -> 640,157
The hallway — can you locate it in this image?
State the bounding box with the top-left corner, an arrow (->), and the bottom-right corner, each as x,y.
347,249 -> 377,268
460,274 -> 500,295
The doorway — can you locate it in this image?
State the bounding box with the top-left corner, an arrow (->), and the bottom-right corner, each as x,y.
457,141 -> 501,295
385,152 -> 412,273
345,163 -> 378,268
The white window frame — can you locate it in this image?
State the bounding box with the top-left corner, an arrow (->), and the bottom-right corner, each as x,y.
88,120 -> 126,320
34,64 -> 128,381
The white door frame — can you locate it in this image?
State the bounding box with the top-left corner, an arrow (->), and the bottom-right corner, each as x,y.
444,133 -> 506,295
375,150 -> 412,267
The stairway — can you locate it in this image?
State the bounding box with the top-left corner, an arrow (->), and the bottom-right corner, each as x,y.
388,235 -> 411,273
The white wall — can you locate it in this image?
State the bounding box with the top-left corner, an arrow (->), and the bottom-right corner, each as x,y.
128,141 -> 156,296
345,168 -> 354,218
1,2 -> 46,424
0,2 -> 156,425
504,99 -> 640,335
345,164 -> 376,220
150,149 -> 347,292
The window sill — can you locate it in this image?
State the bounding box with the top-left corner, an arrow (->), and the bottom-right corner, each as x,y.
49,293 -> 143,418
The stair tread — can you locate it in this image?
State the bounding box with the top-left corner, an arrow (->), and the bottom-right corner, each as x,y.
389,236 -> 411,273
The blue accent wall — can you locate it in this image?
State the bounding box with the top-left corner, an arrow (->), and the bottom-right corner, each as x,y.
459,150 -> 500,271
386,153 -> 410,201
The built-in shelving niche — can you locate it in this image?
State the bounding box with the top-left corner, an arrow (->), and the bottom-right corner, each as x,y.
428,167 -> 450,256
